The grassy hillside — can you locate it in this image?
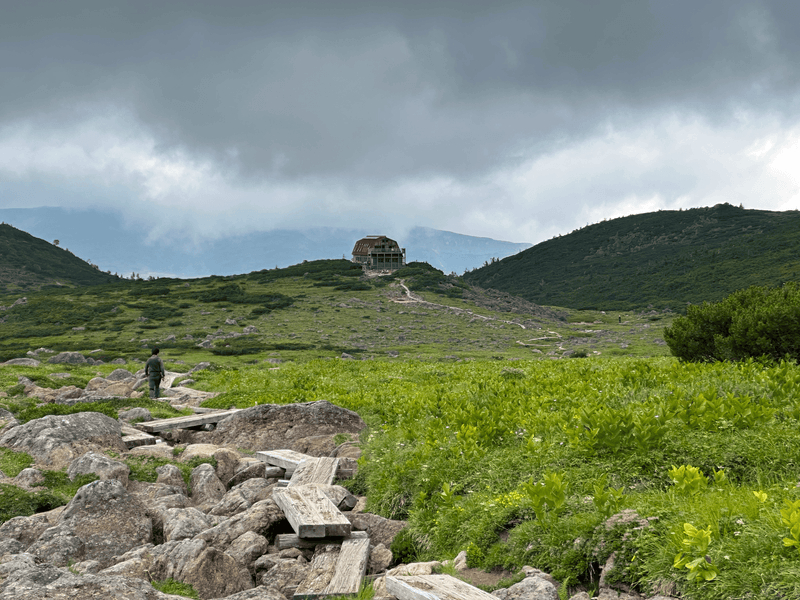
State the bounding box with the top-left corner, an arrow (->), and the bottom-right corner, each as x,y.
0,223 -> 118,293
0,259 -> 672,367
463,203 -> 800,311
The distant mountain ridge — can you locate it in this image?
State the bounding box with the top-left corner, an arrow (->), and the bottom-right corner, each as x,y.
464,204 -> 800,310
0,223 -> 118,293
0,208 -> 530,278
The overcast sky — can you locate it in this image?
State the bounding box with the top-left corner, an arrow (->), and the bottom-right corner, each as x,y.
1,1 -> 800,248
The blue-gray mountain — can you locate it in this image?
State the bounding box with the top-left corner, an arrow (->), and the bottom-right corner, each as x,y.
0,208 -> 530,278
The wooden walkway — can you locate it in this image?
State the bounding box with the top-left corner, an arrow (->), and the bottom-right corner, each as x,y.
136,409 -> 240,433
386,575 -> 499,600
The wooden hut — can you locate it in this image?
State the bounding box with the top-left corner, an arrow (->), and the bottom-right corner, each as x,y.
351,235 -> 406,271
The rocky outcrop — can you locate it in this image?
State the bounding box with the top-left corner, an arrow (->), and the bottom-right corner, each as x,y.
67,451 -> 130,486
204,400 -> 366,454
0,412 -> 126,468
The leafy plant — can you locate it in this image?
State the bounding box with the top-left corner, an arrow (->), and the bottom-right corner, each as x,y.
668,465 -> 708,496
673,523 -> 718,582
521,471 -> 567,524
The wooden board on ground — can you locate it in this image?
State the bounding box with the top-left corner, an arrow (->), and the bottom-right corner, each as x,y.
289,458 -> 340,487
121,431 -> 157,449
136,409 -> 240,433
277,531 -> 368,550
386,575 -> 499,600
294,537 -> 370,599
273,485 -> 351,538
257,449 -> 311,477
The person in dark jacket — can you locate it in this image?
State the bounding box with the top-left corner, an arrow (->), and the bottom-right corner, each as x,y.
145,347 -> 166,399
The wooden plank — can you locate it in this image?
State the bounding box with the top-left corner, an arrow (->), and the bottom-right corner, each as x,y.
277,531 -> 368,550
293,537 -> 370,599
386,575 -> 498,600
324,536 -> 370,596
294,544 -> 341,599
256,449 -> 311,476
273,485 -> 352,538
122,431 -> 157,449
289,458 -> 340,487
137,409 -> 240,433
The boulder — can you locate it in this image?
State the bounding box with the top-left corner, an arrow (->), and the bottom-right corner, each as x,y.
1,357 -> 40,367
182,443 -> 221,462
27,479 -> 152,568
67,451 -> 130,486
346,512 -> 407,548
369,543 -> 393,573
205,400 -> 366,454
0,408 -> 18,435
163,507 -> 214,542
227,531 -> 270,572
227,461 -> 269,488
209,478 -> 276,517
196,499 -> 284,549
13,467 -> 45,487
0,412 -> 126,468
119,407 -> 154,422
213,586 -> 288,600
491,575 -> 558,600
156,463 -> 189,495
213,447 -> 241,485
260,558 -> 310,598
191,463 -> 226,507
48,351 -> 88,364
0,506 -> 64,550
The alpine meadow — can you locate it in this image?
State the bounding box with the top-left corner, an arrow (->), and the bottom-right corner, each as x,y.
2,209 -> 800,600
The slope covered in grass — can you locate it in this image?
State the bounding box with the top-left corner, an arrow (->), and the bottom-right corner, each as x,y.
464,204 -> 800,311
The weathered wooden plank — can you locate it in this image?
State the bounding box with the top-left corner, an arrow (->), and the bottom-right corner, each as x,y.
137,409 -> 240,433
289,458 -> 340,487
256,449 -> 311,475
121,431 -> 157,449
273,485 -> 352,538
294,544 -> 341,599
324,536 -> 370,596
277,531 -> 369,550
386,575 -> 498,600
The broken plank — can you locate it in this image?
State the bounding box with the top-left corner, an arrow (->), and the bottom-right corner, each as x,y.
277,531 -> 368,550
256,449 -> 311,478
294,544 -> 341,599
137,409 -> 239,433
274,485 -> 351,538
386,575 -> 498,600
324,536 -> 370,596
293,537 -> 370,599
121,432 -> 157,449
289,458 -> 340,487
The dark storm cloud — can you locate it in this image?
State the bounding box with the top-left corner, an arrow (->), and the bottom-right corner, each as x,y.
3,1 -> 799,182
1,1 -> 800,246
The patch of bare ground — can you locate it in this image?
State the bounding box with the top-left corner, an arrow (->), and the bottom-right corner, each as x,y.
456,566 -> 515,590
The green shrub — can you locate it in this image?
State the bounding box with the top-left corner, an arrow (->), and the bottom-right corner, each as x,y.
151,579 -> 199,599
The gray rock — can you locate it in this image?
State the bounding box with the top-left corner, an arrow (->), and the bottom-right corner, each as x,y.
47,351 -> 88,364
227,531 -> 270,571
0,412 -> 125,468
209,478 -> 276,517
204,400 -> 366,455
119,407 -> 154,422
190,362 -> 211,373
156,463 -> 189,495
107,368 -> 134,381
260,558 -> 310,598
213,585 -> 288,600
191,463 -> 226,507
227,462 -> 269,488
213,447 -> 241,485
163,507 -> 214,541
243,325 -> 259,334
369,543 -> 393,573
0,408 -> 18,435
196,499 -> 284,549
67,451 -> 130,486
13,467 -> 45,486
346,512 -> 407,548
28,479 -> 152,568
0,507 -> 64,550
1,357 -> 40,366
110,358 -> 127,364
492,575 -> 558,600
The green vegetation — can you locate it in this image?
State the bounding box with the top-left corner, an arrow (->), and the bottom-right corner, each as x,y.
0,223 -> 118,293
191,357 -> 800,598
0,472 -> 98,524
125,455 -> 216,488
150,579 -> 199,599
464,204 -> 800,310
664,282 -> 800,362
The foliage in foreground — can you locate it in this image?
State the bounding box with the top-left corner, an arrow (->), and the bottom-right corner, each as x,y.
198,356 -> 800,599
664,282 -> 800,363
150,579 -> 199,599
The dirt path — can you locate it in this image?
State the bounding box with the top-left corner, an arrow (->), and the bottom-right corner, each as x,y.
391,280 -> 528,330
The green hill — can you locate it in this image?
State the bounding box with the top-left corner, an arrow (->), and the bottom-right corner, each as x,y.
0,223 -> 118,293
463,203 -> 800,311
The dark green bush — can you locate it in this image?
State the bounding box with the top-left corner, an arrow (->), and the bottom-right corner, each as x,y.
664,283 -> 800,362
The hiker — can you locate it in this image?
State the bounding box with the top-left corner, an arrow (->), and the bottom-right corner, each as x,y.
145,347 -> 166,399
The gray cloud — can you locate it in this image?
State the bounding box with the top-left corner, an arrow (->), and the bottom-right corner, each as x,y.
1,1 -> 799,246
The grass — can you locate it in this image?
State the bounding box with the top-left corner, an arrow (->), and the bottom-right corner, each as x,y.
150,579 -> 199,599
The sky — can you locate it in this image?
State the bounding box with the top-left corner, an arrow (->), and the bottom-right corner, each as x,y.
1,1 -> 800,249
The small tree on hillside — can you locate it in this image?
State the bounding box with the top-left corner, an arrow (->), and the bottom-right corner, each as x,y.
664,283 -> 800,362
